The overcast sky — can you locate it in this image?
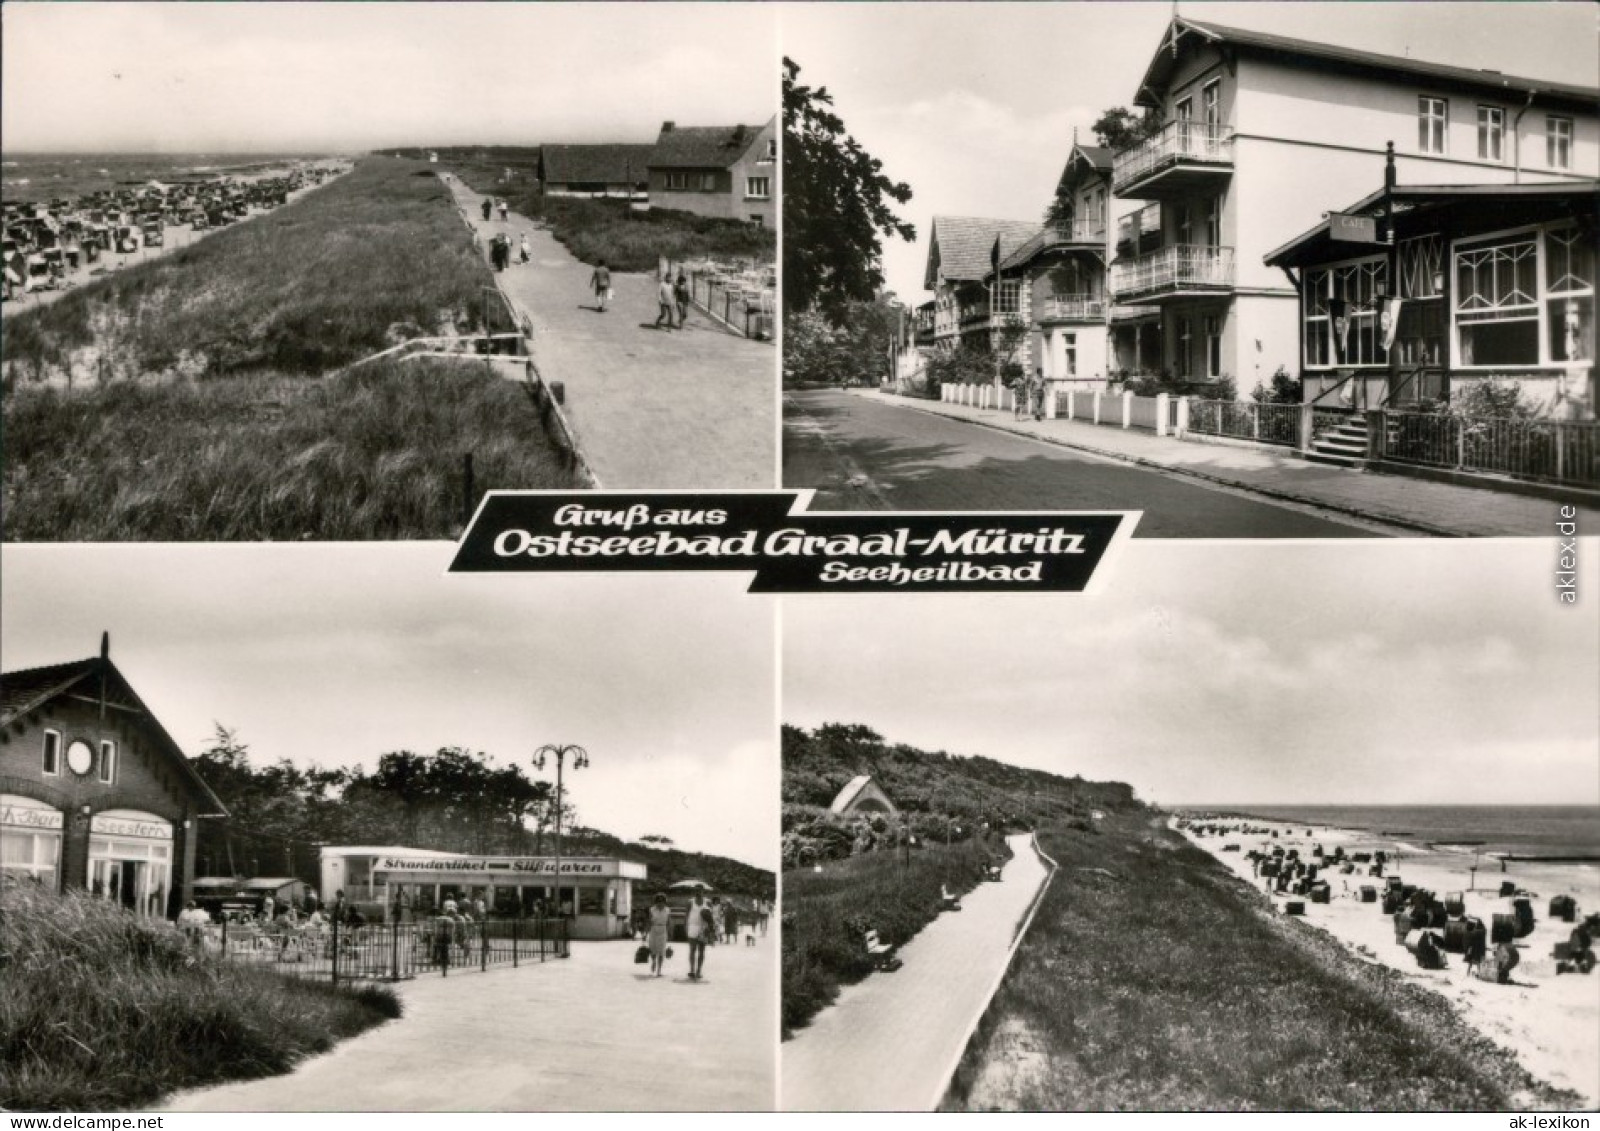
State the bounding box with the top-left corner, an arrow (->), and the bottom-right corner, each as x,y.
1,3 -> 776,154
780,1 -> 1600,303
785,539 -> 1600,809
0,545 -> 778,871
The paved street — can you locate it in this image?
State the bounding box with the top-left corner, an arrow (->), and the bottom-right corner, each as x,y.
783,833 -> 1050,1112
786,389 -> 1380,537
162,940 -> 776,1112
447,180 -> 775,489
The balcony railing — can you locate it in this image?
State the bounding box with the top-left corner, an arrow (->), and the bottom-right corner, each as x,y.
1110,245 -> 1235,300
1113,120 -> 1234,195
1043,295 -> 1107,321
1002,219 -> 1106,268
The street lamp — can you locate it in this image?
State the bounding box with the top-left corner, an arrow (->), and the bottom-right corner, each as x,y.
532,743 -> 588,918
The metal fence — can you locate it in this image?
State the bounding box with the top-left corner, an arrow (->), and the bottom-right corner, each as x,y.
660,256 -> 774,342
196,915 -> 570,983
1186,400 -> 1301,448
1375,411 -> 1600,488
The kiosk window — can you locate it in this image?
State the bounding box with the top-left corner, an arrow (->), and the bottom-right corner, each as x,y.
578,887 -> 606,915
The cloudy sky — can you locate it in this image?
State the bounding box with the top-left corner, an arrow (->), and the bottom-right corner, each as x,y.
785,539 -> 1600,808
2,3 -> 776,153
780,1 -> 1600,303
0,545 -> 777,870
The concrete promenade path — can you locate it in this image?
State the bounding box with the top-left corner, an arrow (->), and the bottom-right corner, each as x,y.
163,940 -> 776,1112
851,389 -> 1598,537
446,180 -> 775,489
782,833 -> 1050,1112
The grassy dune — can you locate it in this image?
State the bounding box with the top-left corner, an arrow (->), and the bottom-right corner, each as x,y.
782,838 -> 1000,1036
0,884 -> 399,1112
3,358 -> 576,541
943,812 -> 1580,1111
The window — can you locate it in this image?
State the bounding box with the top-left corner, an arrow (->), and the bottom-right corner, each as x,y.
1203,197 -> 1221,248
1477,106 -> 1504,162
761,139 -> 777,163
1547,116 -> 1573,169
745,176 -> 770,200
1176,317 -> 1193,376
42,730 -> 61,776
1175,202 -> 1193,246
1452,222 -> 1593,369
1304,257 -> 1388,368
1204,315 -> 1222,377
993,279 -> 1022,315
1202,81 -> 1221,128
1175,97 -> 1193,122
664,171 -> 717,192
1544,224 -> 1595,364
99,740 -> 117,785
1418,97 -> 1448,154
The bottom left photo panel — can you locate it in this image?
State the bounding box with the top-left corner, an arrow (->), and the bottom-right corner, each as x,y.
0,543 -> 779,1112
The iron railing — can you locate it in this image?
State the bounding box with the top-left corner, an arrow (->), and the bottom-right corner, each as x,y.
1375,412 -> 1600,487
1111,245 -> 1235,300
1002,220 -> 1106,269
195,915 -> 571,983
1043,295 -> 1107,321
659,257 -> 774,342
1186,400 -> 1301,447
1112,120 -> 1235,194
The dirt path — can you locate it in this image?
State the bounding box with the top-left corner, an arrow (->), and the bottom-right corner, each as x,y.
162,939 -> 776,1112
445,180 -> 775,489
782,833 -> 1050,1111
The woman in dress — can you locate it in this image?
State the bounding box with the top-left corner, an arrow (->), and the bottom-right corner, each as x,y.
646,893 -> 672,977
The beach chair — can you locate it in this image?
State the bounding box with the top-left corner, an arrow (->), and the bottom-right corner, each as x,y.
863,928 -> 900,972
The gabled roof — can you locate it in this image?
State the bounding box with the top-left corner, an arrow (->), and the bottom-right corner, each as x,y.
1053,143 -> 1115,200
1264,180 -> 1600,267
829,775 -> 874,814
648,119 -> 773,170
540,144 -> 654,186
2,651 -> 228,816
1134,16 -> 1599,111
924,216 -> 1041,290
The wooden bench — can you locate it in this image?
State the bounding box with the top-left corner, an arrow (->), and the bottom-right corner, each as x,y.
864,929 -> 901,972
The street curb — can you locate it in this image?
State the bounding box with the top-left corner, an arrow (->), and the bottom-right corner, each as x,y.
863,393 -> 1465,539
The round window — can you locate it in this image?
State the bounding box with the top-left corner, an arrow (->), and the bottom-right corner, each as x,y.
66,739 -> 94,776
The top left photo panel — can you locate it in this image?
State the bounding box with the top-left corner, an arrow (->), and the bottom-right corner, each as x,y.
1,2 -> 780,542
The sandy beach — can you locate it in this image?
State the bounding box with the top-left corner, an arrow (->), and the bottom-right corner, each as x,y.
1178,816 -> 1600,1108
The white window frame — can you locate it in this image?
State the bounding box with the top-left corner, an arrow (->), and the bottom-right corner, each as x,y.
1202,80 -> 1221,128
1204,315 -> 1223,377
1203,197 -> 1221,248
1418,96 -> 1448,155
99,739 -> 117,785
1450,220 -> 1593,371
1547,116 -> 1573,170
1303,253 -> 1389,371
1476,105 -> 1504,162
43,729 -> 62,776
993,279 -> 1022,315
745,176 -> 771,200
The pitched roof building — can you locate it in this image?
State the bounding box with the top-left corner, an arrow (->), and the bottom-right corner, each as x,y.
647,117 -> 777,226
828,775 -> 898,817
540,144 -> 654,199
923,216 -> 1042,354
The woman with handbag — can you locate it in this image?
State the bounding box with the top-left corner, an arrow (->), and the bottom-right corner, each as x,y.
646,893 -> 672,977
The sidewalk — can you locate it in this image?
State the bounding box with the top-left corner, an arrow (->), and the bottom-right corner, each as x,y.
447,182 -> 775,489
858,390 -> 1598,537
782,833 -> 1050,1112
162,940 -> 776,1112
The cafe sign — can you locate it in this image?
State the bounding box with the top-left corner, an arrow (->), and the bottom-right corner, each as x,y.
0,799 -> 63,832
377,856 -> 640,878
90,811 -> 172,841
1329,211 -> 1379,244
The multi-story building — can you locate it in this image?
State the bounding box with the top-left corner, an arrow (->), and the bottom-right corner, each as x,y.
1107,15 -> 1599,396
1,636 -> 227,920
647,118 -> 777,226
922,215 -> 1041,355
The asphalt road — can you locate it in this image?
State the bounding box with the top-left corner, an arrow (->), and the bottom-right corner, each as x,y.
784,389 -> 1381,538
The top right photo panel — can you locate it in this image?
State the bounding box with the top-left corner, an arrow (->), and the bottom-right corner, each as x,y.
781,1 -> 1598,538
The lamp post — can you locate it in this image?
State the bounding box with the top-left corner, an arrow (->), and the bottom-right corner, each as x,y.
532,743 -> 588,919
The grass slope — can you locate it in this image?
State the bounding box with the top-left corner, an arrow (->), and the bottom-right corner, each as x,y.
943,812 -> 1581,1111
3,358 -> 576,540
0,884 -> 399,1112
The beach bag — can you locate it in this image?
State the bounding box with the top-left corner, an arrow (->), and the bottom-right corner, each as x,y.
634,944 -> 649,965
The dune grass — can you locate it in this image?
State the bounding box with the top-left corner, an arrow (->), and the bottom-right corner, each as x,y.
451,164 -> 774,273
0,883 -> 400,1112
942,812 -> 1581,1111
2,357 -> 577,541
1,157 -> 488,383
782,837 -> 1001,1036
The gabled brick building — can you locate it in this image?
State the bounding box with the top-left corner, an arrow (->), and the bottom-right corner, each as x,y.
1,635 -> 226,919
647,118 -> 777,225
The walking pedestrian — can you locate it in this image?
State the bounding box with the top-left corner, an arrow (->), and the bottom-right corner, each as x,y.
724,900 -> 739,946
654,273 -> 677,330
590,260 -> 612,312
647,894 -> 671,977
498,199 -> 508,222
481,199 -> 492,222
519,234 -> 530,265
686,893 -> 710,979
1030,367 -> 1047,421
674,271 -> 690,326
1008,371 -> 1028,420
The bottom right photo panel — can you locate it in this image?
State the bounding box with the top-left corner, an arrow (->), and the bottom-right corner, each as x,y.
779,539 -> 1599,1112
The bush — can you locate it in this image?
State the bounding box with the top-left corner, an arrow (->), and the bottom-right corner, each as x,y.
0,882 -> 399,1111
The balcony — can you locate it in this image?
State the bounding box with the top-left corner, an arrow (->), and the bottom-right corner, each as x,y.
1001,219 -> 1106,270
1110,245 -> 1235,302
1041,295 -> 1107,322
1113,120 -> 1234,200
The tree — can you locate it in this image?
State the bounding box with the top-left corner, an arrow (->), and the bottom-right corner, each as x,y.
1092,106 -> 1163,153
784,298 -> 900,388
784,58 -> 916,321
